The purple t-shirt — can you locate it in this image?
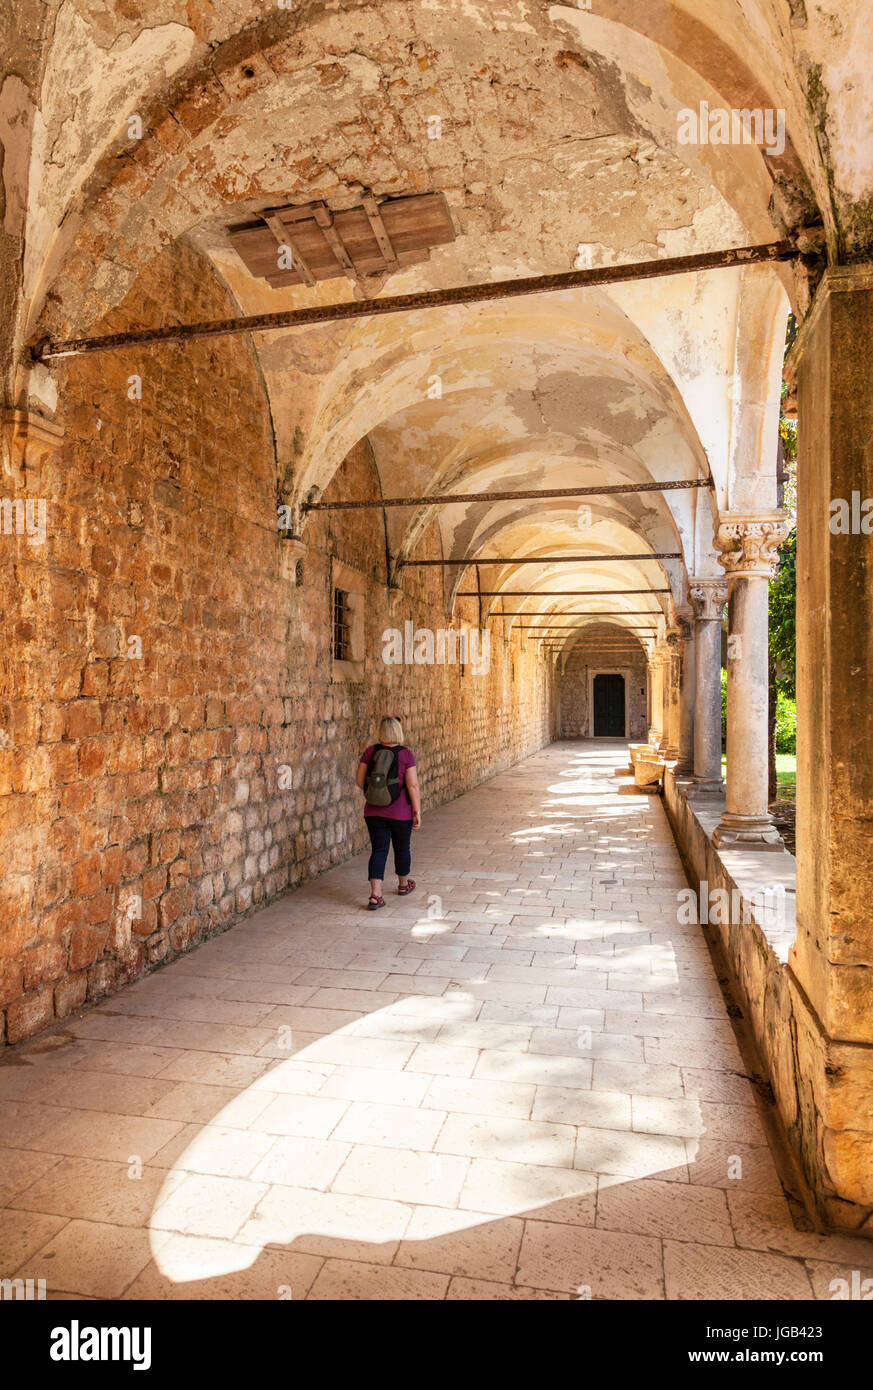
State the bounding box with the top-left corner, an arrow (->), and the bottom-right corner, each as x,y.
360,744 -> 416,820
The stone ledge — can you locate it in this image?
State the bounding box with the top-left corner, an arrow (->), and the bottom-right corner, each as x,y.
663,765 -> 873,1234
676,791 -> 797,962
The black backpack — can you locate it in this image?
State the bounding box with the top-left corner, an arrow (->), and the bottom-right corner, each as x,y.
364,744 -> 404,806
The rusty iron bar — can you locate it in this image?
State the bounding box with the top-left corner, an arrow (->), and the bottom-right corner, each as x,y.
492,610 -> 660,616
533,624 -> 657,631
303,479 -> 712,511
536,635 -> 654,642
458,588 -> 672,596
31,240 -> 797,361
402,553 -> 681,567
535,626 -> 655,632
520,627 -> 656,633
536,627 -> 655,632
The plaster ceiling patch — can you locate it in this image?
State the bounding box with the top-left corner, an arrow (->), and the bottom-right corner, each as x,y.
27,5 -> 199,297
0,75 -> 37,239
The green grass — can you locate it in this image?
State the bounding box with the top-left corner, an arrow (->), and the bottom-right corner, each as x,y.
720,753 -> 796,794
776,753 -> 796,783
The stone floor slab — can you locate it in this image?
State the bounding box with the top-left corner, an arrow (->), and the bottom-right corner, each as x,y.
0,741 -> 859,1299
663,1240 -> 814,1300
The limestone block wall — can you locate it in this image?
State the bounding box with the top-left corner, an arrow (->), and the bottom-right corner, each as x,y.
0,242 -> 554,1048
558,640 -> 648,738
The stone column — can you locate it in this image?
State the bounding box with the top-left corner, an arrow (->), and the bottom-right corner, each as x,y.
662,630 -> 682,760
676,612 -> 695,775
649,645 -> 667,749
712,514 -> 788,850
688,579 -> 727,795
785,265 -> 873,1225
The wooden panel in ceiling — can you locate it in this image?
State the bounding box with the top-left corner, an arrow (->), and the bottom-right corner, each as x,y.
228,192 -> 456,289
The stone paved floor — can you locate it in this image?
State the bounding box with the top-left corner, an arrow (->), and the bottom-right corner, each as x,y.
2,741 -> 872,1300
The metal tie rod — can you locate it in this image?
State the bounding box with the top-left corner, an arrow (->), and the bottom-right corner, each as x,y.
303,479 -> 711,511
31,240 -> 796,361
525,625 -> 656,631
537,629 -> 655,635
537,635 -> 654,641
519,627 -> 656,633
402,553 -> 681,567
492,610 -> 661,616
458,588 -> 672,596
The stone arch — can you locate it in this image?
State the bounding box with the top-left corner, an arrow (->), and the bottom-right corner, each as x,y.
22,0 -> 820,357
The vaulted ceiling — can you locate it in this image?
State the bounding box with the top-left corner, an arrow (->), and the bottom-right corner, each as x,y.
5,0 -> 870,645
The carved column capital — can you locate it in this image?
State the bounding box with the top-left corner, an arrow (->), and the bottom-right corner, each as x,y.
714,511 -> 790,578
689,577 -> 728,621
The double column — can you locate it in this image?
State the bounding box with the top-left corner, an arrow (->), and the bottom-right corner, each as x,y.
688,578 -> 727,795
712,514 -> 788,849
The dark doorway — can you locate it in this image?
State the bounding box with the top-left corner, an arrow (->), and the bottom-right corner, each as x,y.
593,673 -> 625,736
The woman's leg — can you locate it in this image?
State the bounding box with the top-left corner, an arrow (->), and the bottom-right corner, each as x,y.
390,819 -> 413,887
366,818 -> 392,899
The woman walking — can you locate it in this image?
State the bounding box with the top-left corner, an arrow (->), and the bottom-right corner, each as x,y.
356,716 -> 421,910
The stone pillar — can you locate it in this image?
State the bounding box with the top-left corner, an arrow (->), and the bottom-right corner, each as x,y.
712,514 -> 788,850
649,646 -> 668,749
647,648 -> 659,746
786,266 -> 873,1226
688,579 -> 727,795
676,612 -> 695,775
662,630 -> 682,760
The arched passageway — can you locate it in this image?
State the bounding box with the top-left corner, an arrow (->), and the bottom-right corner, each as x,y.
2,0 -> 873,1300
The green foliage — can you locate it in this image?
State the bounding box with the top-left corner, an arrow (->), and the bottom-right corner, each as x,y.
721,666 -> 726,744
769,529 -> 797,698
778,416 -> 798,516
775,688 -> 797,754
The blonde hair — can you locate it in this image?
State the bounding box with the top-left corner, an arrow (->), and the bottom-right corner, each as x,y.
378,716 -> 404,744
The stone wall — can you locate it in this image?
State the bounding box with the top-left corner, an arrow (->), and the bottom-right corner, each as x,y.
0,241 -> 554,1049
558,636 -> 648,738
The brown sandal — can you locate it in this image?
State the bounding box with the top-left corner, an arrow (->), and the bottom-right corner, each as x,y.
398,880 -> 416,896
367,895 -> 386,910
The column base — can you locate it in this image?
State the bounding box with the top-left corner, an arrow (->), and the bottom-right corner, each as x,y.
712,812 -> 786,851
688,776 -> 724,799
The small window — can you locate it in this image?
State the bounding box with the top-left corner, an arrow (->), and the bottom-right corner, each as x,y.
333,588 -> 351,661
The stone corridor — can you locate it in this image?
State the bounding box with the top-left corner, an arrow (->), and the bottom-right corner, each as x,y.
1,741 -> 870,1300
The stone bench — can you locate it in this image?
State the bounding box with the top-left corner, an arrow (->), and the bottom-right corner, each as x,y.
628,742 -> 666,787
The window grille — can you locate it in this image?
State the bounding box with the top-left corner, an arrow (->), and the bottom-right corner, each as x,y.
333,588 -> 351,661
